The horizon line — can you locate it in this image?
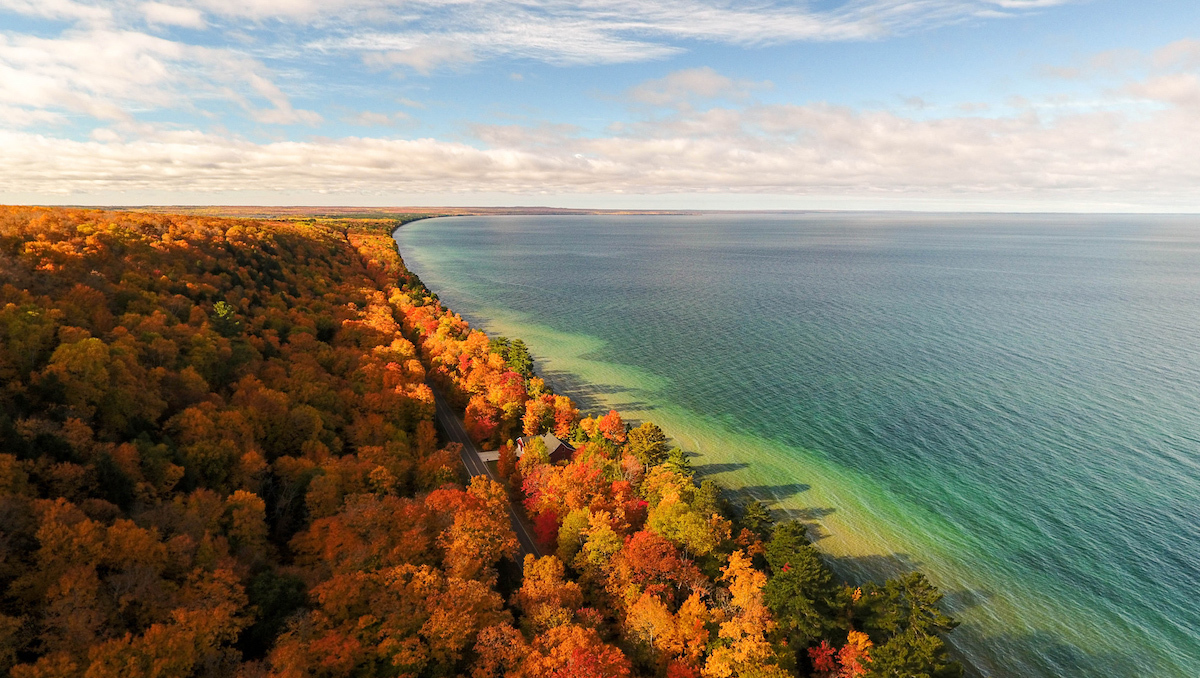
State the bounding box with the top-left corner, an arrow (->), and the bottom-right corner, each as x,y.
22,205 -> 1200,218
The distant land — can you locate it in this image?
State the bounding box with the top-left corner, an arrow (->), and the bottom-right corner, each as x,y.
107,205 -> 706,219
77,206 -> 1197,220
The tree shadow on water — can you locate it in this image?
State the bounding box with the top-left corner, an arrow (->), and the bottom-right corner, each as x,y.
607,400 -> 660,413
537,369 -> 657,414
709,479 -> 840,542
940,587 -> 990,616
949,626 -> 1155,678
810,558 -> 1156,678
826,552 -> 920,583
693,461 -> 751,475
736,482 -> 812,501
784,505 -> 838,522
823,555 -> 990,612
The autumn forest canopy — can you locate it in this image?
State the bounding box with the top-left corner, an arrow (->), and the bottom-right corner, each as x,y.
0,206 -> 962,678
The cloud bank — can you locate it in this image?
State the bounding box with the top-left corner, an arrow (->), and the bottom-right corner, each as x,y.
5,0 -> 1197,209
3,74 -> 1198,208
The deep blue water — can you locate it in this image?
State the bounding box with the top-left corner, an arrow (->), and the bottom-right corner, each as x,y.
394,213 -> 1200,677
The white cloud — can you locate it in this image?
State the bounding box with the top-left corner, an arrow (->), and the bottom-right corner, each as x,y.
250,106 -> 322,125
346,111 -> 390,126
240,69 -> 323,124
0,30 -> 186,122
141,2 -> 207,28
0,0 -> 1085,85
3,75 -> 1198,208
6,0 -> 1186,209
345,110 -> 407,126
1127,73 -> 1200,110
629,67 -> 769,107
334,22 -> 681,69
0,104 -> 66,127
294,1 -> 1081,67
0,0 -> 112,23
1038,42 -> 1199,83
1153,39 -> 1200,71
188,0 -> 342,21
90,127 -> 123,142
363,43 -> 476,75
0,28 -> 319,127
470,121 -> 580,148
989,0 -> 1075,7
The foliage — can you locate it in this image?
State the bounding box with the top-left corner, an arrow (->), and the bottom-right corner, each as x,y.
0,208 -> 502,676
740,500 -> 774,540
627,422 -> 670,467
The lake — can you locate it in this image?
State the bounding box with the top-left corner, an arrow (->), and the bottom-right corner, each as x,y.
394,213 -> 1200,677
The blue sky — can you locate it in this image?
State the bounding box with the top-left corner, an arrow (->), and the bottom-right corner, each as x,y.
2,0 -> 1199,209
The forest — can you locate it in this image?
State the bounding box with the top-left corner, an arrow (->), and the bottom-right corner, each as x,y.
0,206 -> 962,678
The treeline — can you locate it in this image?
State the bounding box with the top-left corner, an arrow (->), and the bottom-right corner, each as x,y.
0,207 -> 962,678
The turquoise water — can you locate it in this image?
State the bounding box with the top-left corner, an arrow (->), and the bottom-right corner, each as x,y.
394,214 -> 1200,678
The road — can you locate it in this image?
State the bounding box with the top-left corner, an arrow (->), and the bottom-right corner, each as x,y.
431,386 -> 542,560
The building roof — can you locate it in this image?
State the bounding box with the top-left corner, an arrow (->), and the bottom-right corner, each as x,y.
516,434 -> 571,448
517,433 -> 576,456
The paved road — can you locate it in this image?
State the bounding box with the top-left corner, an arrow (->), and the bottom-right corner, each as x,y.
431,386 -> 542,560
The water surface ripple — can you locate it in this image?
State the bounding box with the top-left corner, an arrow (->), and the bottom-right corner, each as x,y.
394,213 -> 1200,678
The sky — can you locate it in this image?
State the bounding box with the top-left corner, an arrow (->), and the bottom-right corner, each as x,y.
1,0 -> 1199,210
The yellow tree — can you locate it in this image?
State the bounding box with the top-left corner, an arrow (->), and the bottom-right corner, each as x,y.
513,555 -> 583,633
437,477 -> 518,582
704,551 -> 788,678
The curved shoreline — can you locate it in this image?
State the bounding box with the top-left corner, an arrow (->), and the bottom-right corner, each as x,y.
389,213 -> 1198,678
387,217 -> 1000,670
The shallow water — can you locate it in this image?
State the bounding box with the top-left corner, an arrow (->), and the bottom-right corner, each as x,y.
394,213 -> 1200,678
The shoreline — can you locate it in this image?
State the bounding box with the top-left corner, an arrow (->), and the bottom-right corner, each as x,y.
387,217 -> 999,673
389,216 -> 942,565
387,213 -> 1196,678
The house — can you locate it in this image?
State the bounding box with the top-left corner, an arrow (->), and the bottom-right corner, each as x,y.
516,433 -> 576,464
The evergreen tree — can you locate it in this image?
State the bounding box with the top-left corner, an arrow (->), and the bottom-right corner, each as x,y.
507,338 -> 534,377
763,521 -> 844,647
664,447 -> 692,475
740,499 -> 774,539
489,335 -> 511,361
